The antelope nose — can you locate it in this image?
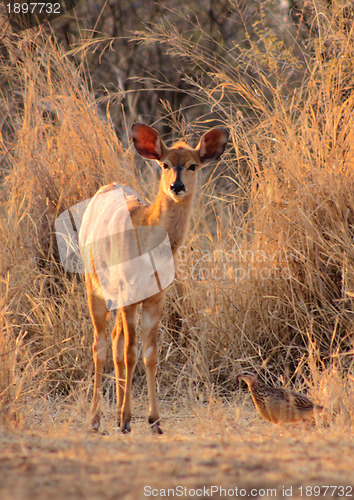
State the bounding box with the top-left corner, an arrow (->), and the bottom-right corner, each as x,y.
170,181 -> 185,194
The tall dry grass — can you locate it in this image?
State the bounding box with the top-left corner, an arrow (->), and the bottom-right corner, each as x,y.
137,1 -> 354,389
0,0 -> 353,430
0,23 -> 141,425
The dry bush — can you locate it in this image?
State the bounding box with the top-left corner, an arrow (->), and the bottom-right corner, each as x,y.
136,0 -> 354,411
0,22 -> 140,424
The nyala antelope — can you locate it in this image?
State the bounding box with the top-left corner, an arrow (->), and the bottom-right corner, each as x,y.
79,123 -> 228,434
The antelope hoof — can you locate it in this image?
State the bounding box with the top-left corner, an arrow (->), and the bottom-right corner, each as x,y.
152,424 -> 163,435
149,417 -> 163,435
121,421 -> 131,434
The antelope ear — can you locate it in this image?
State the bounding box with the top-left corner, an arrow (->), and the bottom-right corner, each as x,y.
131,124 -> 166,160
197,127 -> 229,164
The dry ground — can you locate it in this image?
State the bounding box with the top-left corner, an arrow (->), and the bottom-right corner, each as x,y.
0,401 -> 353,500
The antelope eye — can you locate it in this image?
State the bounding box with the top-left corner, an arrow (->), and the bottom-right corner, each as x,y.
188,164 -> 197,171
162,163 -> 170,169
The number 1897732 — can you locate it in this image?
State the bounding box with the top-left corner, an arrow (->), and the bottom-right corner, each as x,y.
6,3 -> 62,14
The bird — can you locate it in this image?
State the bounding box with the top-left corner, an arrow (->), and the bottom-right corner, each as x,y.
238,369 -> 323,424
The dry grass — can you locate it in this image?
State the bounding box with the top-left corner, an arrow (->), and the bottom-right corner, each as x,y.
134,0 -> 354,408
0,0 -> 353,495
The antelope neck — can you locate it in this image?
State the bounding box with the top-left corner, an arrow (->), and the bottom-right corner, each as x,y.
145,185 -> 194,251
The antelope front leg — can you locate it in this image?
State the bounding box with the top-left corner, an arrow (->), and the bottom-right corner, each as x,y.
120,305 -> 138,434
142,298 -> 164,434
111,312 -> 125,428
